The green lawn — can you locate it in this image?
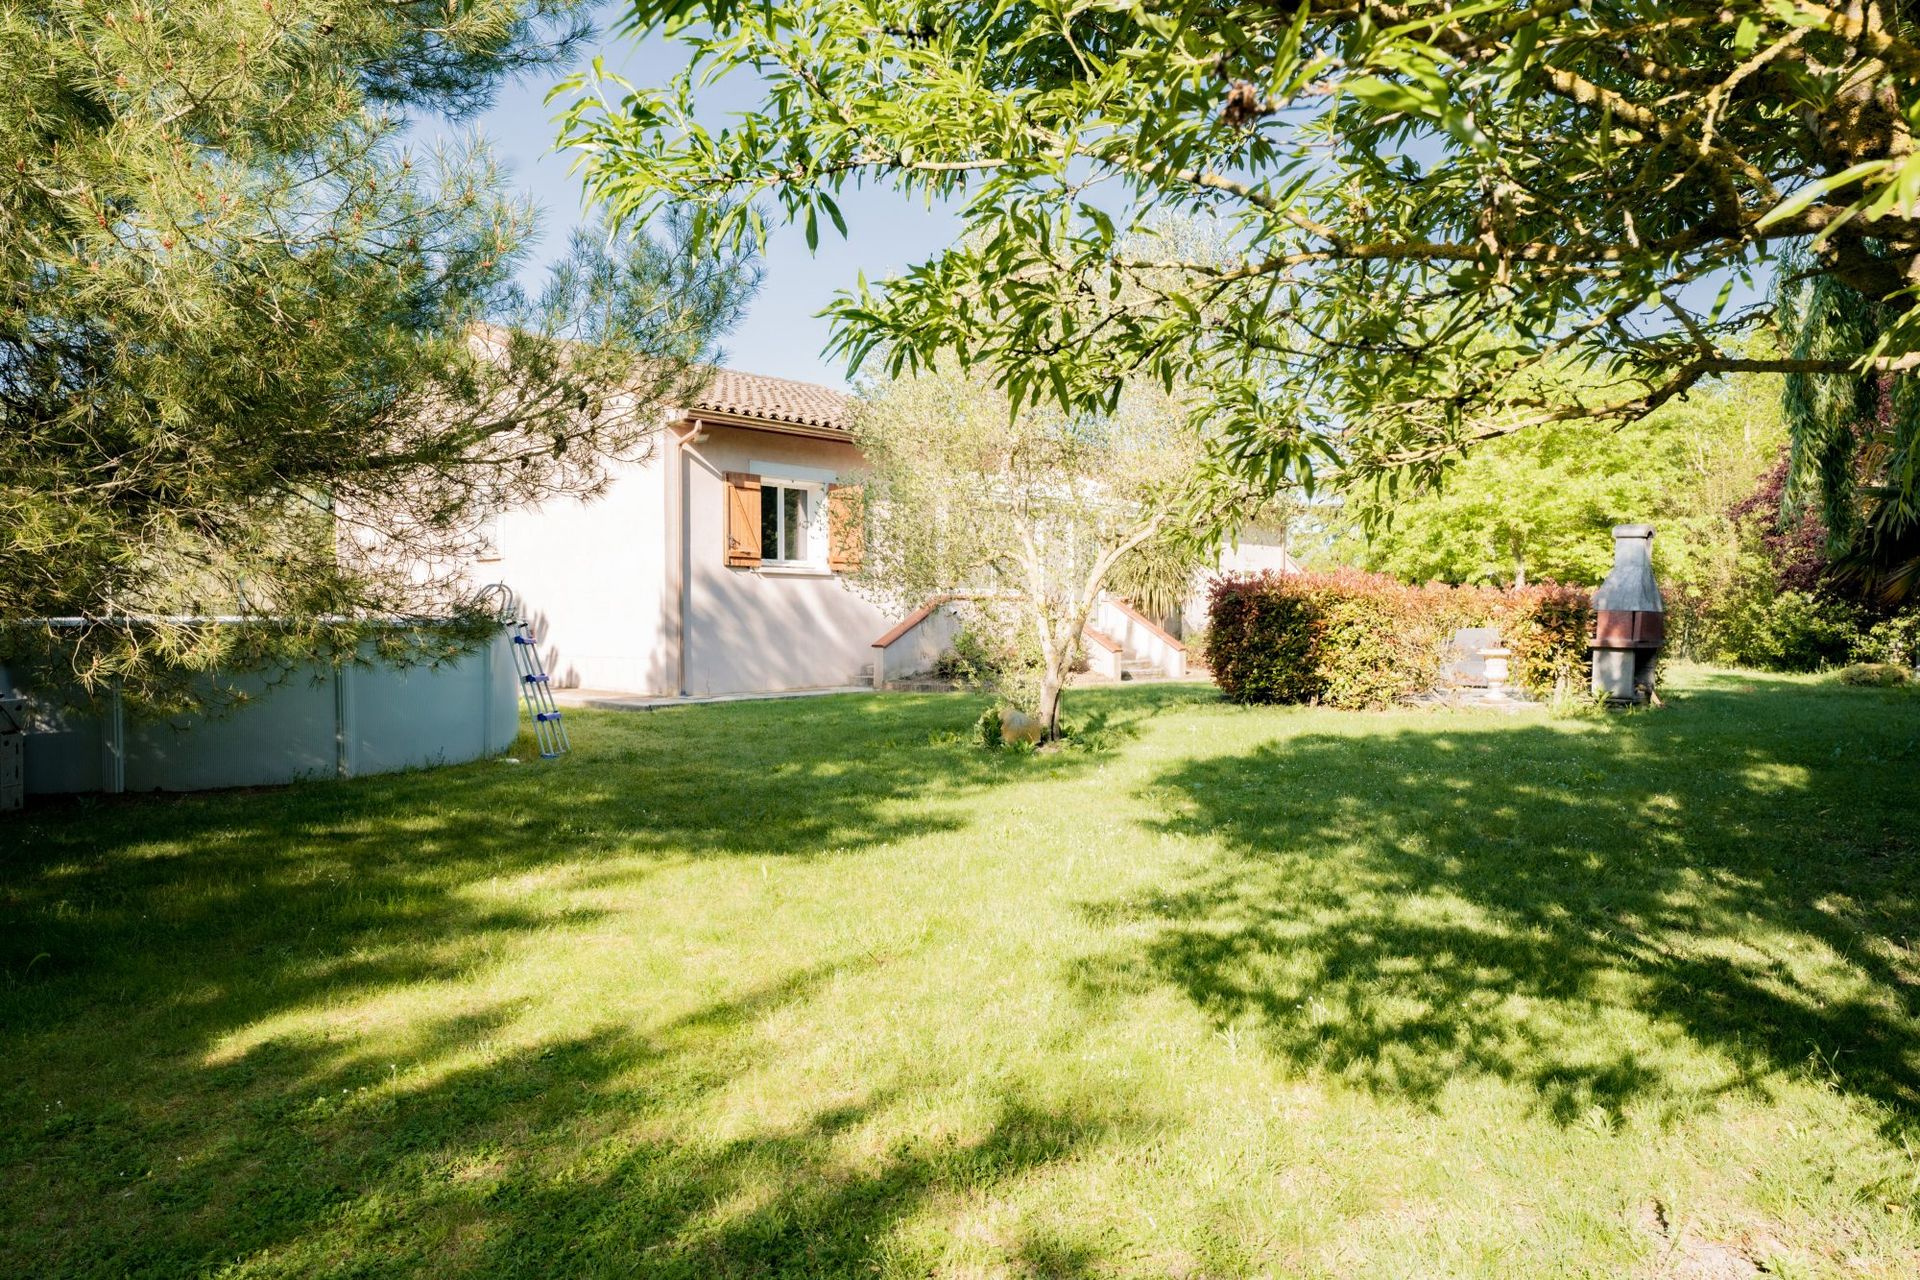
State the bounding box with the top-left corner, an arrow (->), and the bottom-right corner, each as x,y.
3,669 -> 1917,1278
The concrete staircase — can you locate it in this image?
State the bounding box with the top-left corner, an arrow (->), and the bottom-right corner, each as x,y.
869,594 -> 1191,690
1090,596 -> 1189,681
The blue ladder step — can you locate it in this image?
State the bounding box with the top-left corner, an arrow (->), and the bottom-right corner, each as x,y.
535,711 -> 563,722
512,634 -> 534,645
522,673 -> 548,683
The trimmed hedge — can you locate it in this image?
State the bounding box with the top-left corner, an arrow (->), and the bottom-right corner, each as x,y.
1206,571 -> 1594,708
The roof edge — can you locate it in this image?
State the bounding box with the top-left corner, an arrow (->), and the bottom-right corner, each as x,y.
682,411 -> 856,441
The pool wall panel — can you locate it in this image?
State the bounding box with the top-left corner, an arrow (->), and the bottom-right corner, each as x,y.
1,628 -> 518,795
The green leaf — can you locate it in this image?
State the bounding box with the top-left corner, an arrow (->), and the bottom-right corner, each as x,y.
1346,78 -> 1435,118
1756,161 -> 1887,231
1505,21 -> 1541,72
819,191 -> 847,238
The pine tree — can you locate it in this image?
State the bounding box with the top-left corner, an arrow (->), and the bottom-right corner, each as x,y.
0,2 -> 751,708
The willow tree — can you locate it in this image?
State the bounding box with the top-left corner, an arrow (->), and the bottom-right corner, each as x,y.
0,1 -> 750,709
561,1 -> 1920,534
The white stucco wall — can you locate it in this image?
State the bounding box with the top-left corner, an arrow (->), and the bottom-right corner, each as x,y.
472,413 -> 1305,697
873,602 -> 963,686
1183,527 -> 1300,633
680,426 -> 893,695
1093,597 -> 1187,677
1218,537 -> 1299,576
479,454 -> 675,693
462,420 -> 899,698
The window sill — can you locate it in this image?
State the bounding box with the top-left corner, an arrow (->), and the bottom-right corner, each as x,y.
757,563 -> 835,578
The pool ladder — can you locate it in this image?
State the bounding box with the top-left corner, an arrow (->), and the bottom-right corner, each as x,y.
478,584 -> 570,759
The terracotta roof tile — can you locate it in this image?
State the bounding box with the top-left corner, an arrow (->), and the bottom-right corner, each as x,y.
688,367 -> 852,432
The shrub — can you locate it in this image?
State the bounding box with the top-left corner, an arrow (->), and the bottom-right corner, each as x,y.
932,626 -> 1011,687
1716,589 -> 1864,672
1852,610 -> 1920,669
1492,583 -> 1595,698
1206,573 -> 1329,704
1834,663 -> 1912,687
1310,572 -> 1451,708
975,704 -> 1004,749
1206,572 -> 1594,708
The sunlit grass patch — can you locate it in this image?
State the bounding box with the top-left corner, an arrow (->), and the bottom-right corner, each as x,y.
3,672 -> 1917,1277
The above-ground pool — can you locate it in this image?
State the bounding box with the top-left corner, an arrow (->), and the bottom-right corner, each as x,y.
2,628 -> 520,795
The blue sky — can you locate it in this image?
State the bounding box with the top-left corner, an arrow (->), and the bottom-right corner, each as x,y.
466,20 -> 962,390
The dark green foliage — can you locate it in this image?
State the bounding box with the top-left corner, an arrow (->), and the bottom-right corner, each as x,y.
1776,251 -> 1920,605
1206,572 -> 1593,709
1206,577 -> 1330,705
1854,609 -> 1920,668
0,1 -> 751,712
1717,590 -> 1867,673
932,627 -> 1010,689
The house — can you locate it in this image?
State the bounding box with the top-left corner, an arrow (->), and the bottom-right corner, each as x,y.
470,366 -> 1296,698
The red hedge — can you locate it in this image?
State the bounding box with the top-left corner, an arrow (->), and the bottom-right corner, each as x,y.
1205,571 -> 1593,708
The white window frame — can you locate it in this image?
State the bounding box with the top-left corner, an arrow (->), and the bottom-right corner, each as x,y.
758,476 -> 827,570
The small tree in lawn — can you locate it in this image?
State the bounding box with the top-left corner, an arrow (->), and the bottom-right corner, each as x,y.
851,364 -> 1210,742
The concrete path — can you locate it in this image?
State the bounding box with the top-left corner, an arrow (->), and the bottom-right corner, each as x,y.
551,685 -> 875,712
554,671 -> 1216,712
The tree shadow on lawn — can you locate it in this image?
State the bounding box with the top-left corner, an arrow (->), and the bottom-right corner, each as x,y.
1075,675 -> 1920,1132
10,957 -> 1141,1277
0,691 -> 1047,1020
1058,681 -> 1219,753
1,691 -> 1135,1273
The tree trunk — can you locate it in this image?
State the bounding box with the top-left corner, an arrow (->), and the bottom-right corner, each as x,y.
1038,663 -> 1065,742
1512,541 -> 1527,589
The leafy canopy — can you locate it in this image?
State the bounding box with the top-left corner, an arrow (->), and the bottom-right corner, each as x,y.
1333,376 -> 1788,588
1776,247 -> 1920,602
1,0 -> 751,708
562,1 -> 1920,511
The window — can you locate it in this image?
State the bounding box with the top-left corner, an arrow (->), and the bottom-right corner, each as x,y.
759,480 -> 820,565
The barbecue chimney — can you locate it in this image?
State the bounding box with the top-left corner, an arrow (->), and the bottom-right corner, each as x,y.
1591,524 -> 1664,703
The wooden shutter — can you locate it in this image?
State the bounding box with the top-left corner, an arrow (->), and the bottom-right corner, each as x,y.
827,483 -> 864,573
724,471 -> 761,567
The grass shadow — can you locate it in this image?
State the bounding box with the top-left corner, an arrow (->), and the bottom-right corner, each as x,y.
1,690 -> 1132,1272
1074,675 -> 1920,1129
0,692 -> 1069,1029
10,952 -> 1143,1277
